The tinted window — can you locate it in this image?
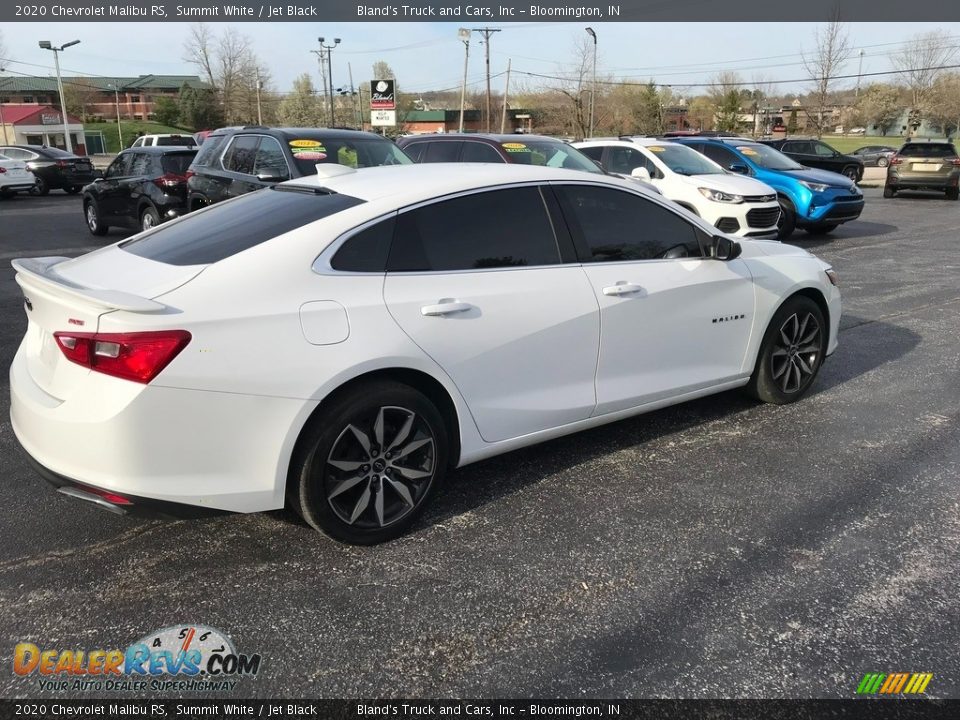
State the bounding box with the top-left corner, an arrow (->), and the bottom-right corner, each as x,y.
461,141 -> 504,163
388,187 -> 560,272
161,152 -> 197,175
331,217 -> 395,272
900,143 -> 957,157
423,142 -> 463,163
130,153 -> 153,176
105,154 -> 133,178
222,135 -> 259,174
403,143 -> 426,163
813,142 -> 836,157
700,143 -> 740,169
500,140 -> 601,173
156,135 -> 196,147
192,135 -> 227,167
122,188 -> 365,266
785,141 -> 813,154
605,146 -> 651,175
557,185 -> 702,262
253,136 -> 290,178
578,146 -> 604,162
1,148 -> 30,160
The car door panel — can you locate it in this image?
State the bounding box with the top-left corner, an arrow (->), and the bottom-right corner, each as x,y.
382,186 -> 600,443
554,182 -> 755,414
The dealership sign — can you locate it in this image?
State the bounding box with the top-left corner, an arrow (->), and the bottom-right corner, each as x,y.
41,113 -> 62,125
370,79 -> 396,110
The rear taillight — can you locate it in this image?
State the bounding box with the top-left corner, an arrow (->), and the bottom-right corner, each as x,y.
54,330 -> 191,384
55,160 -> 70,168
0,167 -> 6,174
153,173 -> 188,189
889,155 -> 902,165
947,156 -> 960,167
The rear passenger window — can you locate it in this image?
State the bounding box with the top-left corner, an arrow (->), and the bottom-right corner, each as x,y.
192,135 -> 226,167
388,187 -> 560,272
460,142 -> 503,163
403,143 -> 426,162
331,217 -> 395,272
130,153 -> 153,176
253,136 -> 290,178
423,142 -> 463,163
557,185 -> 703,262
222,135 -> 259,174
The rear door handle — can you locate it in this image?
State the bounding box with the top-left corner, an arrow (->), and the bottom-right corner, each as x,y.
421,300 -> 474,317
602,282 -> 645,297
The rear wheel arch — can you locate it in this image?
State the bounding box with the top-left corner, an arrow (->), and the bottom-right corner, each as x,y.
287,368 -> 462,484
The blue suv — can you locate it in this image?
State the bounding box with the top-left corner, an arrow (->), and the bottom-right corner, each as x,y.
671,138 -> 864,239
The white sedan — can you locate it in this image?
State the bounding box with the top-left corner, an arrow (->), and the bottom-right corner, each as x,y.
0,154 -> 36,198
10,163 -> 840,544
575,138 -> 782,237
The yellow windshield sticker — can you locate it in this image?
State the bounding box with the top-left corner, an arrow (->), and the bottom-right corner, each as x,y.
290,139 -> 322,148
737,147 -> 759,156
502,142 -> 528,151
648,146 -> 666,152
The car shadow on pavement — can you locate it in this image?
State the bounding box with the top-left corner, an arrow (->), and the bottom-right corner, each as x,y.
269,315 -> 921,536
786,220 -> 899,249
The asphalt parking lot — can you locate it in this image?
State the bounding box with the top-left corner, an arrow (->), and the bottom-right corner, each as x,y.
0,188 -> 958,699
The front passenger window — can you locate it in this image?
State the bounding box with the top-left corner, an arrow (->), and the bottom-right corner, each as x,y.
557,185 -> 703,262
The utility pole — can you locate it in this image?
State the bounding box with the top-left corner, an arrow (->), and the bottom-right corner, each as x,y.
318,37 -> 341,127
255,71 -> 263,125
108,81 -> 123,148
472,27 -> 500,133
348,63 -> 361,130
39,39 -> 80,153
311,48 -> 328,116
499,59 -> 512,134
585,27 -> 597,139
855,49 -> 865,98
458,28 -> 470,133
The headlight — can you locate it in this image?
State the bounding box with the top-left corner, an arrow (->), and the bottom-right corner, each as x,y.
825,268 -> 840,287
698,187 -> 744,203
800,180 -> 829,193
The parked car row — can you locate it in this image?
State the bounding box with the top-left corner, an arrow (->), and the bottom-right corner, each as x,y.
0,144 -> 97,196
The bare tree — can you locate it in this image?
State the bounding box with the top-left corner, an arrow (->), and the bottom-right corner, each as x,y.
182,24 -> 265,124
183,24 -> 216,87
708,71 -> 744,132
802,18 -> 850,138
554,35 -> 593,140
893,30 -> 958,110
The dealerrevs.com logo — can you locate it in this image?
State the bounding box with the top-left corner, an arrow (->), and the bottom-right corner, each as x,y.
13,625 -> 261,693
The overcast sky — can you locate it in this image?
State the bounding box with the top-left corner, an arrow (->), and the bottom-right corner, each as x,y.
3,22 -> 958,98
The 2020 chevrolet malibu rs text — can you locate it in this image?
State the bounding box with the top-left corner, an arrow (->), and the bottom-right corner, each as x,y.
10,163 -> 841,544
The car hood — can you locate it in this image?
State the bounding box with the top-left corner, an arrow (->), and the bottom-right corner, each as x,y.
738,238 -> 814,260
781,167 -> 857,188
677,173 -> 775,195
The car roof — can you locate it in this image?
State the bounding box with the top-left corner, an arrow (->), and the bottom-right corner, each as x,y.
207,127 -> 390,141
281,162 -> 649,205
400,133 -> 564,143
121,146 -> 198,154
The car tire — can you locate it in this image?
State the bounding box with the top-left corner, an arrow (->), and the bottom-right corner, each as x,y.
776,196 -> 796,240
877,157 -> 889,168
30,176 -> 49,196
0,190 -> 14,200
805,223 -> 838,235
84,199 -> 109,236
883,184 -> 896,199
947,187 -> 959,201
841,165 -> 860,182
65,185 -> 81,195
140,206 -> 161,231
288,380 -> 449,544
746,295 -> 827,405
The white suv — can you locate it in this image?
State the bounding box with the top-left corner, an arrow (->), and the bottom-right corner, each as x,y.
130,134 -> 197,149
575,138 -> 781,238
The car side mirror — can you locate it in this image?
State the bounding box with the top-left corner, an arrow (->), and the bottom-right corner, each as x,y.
729,163 -> 749,175
631,166 -> 651,182
256,169 -> 289,183
712,235 -> 742,261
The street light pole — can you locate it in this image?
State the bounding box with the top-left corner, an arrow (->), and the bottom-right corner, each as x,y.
39,39 -> 80,153
319,37 -> 340,127
458,28 -> 470,133
0,61 -> 8,145
472,27 -> 501,133
585,27 -> 597,139
255,73 -> 263,125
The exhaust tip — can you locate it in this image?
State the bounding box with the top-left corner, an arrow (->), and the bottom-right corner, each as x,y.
57,487 -> 128,515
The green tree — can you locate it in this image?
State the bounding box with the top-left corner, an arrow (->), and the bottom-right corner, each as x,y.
787,109 -> 799,134
924,73 -> 960,137
153,97 -> 180,127
277,74 -> 321,127
856,84 -> 902,136
178,84 -> 225,131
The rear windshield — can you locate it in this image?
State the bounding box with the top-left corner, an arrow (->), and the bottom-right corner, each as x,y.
287,136 -> 411,175
899,143 -> 957,157
121,187 -> 365,266
161,152 -> 197,175
156,136 -> 196,147
499,140 -> 602,173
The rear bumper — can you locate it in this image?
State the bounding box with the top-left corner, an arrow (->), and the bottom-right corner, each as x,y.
888,174 -> 958,190
0,182 -> 36,193
9,341 -> 312,514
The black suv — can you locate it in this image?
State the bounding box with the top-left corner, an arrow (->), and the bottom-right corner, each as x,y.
186,127 -> 411,210
82,146 -> 197,235
0,144 -> 96,195
760,138 -> 864,182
